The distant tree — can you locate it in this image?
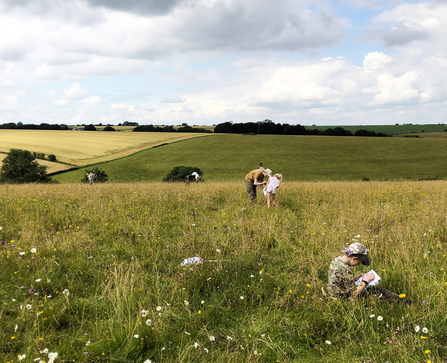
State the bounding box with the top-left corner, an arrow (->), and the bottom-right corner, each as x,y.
333,127 -> 353,136
47,154 -> 57,162
84,124 -> 97,131
82,168 -> 108,183
0,149 -> 52,184
163,166 -> 203,182
103,126 -> 116,131
214,122 -> 234,133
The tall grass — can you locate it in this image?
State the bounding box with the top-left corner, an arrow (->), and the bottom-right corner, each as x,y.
1,181 -> 446,362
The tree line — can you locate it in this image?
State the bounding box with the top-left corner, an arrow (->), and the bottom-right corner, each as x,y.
0,122 -> 70,130
132,124 -> 212,133
214,120 -> 389,137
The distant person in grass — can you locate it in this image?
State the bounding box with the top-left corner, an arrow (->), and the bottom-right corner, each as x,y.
245,168 -> 271,202
190,172 -> 200,183
265,173 -> 282,208
186,175 -> 190,186
259,162 -> 265,170
87,170 -> 96,185
327,243 -> 405,303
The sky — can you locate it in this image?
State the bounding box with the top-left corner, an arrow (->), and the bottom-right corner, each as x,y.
0,0 -> 446,126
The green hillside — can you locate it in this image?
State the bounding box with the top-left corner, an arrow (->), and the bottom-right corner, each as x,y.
305,124 -> 447,135
53,134 -> 447,183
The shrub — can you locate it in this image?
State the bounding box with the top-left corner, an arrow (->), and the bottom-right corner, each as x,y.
84,124 -> 97,131
33,152 -> 46,159
103,126 -> 116,131
48,154 -> 57,162
163,166 -> 203,182
0,149 -> 52,183
82,168 -> 108,183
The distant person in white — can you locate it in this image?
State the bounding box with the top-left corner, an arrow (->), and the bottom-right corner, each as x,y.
87,170 -> 96,185
265,173 -> 282,208
190,172 -> 200,183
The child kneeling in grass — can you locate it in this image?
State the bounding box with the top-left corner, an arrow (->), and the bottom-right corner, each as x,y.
265,173 -> 282,208
327,242 -> 408,303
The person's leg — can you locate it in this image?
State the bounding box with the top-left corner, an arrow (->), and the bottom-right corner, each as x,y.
245,180 -> 256,202
368,286 -> 401,301
267,192 -> 271,207
271,193 -> 276,206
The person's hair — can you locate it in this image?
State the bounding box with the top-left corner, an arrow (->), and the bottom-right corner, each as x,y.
274,173 -> 282,181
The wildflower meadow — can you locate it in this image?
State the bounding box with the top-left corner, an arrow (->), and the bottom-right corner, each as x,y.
1,181 -> 446,362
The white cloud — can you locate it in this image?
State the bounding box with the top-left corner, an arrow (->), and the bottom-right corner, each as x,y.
160,96 -> 186,104
50,83 -> 90,106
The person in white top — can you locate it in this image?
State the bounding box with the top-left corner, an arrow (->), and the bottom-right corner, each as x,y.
265,173 -> 282,208
190,171 -> 200,183
87,170 -> 96,185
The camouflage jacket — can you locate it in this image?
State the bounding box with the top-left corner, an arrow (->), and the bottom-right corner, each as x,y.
327,256 -> 357,299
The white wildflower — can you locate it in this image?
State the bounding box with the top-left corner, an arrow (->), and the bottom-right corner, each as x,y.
140,309 -> 148,317
422,327 -> 429,333
31,248 -> 37,253
415,325 -> 420,332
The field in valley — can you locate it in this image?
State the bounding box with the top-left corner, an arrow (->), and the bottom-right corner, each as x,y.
1,181 -> 446,362
306,124 -> 447,135
52,133 -> 447,184
0,130 -> 212,174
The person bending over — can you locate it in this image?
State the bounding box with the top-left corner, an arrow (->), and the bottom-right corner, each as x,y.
244,168 -> 271,202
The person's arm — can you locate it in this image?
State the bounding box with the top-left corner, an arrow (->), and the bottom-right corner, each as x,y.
351,273 -> 374,297
253,178 -> 267,186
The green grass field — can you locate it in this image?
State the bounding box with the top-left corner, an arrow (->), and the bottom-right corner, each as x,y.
53,134 -> 447,184
305,124 -> 447,135
1,181 -> 446,362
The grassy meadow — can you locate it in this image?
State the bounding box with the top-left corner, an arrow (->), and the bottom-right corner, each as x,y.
306,124 -> 447,135
1,181 -> 447,363
53,134 -> 447,184
0,130 -> 211,173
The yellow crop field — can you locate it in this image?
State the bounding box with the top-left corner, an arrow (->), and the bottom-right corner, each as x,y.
0,130 -> 213,173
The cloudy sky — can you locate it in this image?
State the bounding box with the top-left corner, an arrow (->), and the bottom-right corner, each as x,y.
0,0 -> 446,126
